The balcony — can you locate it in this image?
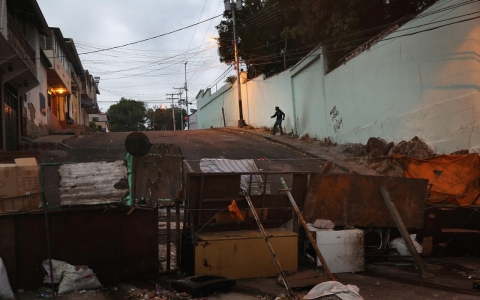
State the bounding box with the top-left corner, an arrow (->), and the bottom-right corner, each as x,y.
81,97 -> 100,114
0,11 -> 38,90
5,12 -> 36,75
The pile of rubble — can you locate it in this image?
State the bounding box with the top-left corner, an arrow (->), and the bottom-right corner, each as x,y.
338,136 -> 436,177
366,136 -> 435,177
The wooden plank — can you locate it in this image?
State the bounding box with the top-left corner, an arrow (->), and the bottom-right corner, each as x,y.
381,186 -> 434,279
280,177 -> 335,281
320,161 -> 333,174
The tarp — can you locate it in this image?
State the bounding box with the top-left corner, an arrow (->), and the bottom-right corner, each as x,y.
199,159 -> 269,195
395,154 -> 480,206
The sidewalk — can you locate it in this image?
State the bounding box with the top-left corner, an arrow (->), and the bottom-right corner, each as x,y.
222,127 -> 380,176
31,134 -> 76,145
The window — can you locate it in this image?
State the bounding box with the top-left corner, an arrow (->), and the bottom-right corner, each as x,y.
92,117 -> 99,122
39,93 -> 46,115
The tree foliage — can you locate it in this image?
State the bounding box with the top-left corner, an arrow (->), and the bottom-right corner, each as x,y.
107,98 -> 147,132
145,106 -> 187,131
216,0 -> 437,75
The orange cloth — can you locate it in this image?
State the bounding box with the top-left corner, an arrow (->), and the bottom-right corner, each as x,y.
228,200 -> 244,221
395,154 -> 480,206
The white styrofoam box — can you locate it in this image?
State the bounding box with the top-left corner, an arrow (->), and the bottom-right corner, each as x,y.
307,224 -> 365,273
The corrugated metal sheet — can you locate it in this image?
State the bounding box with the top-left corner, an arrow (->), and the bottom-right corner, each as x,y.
302,173 -> 428,228
1,208 -> 158,290
134,144 -> 183,206
59,161 -> 128,205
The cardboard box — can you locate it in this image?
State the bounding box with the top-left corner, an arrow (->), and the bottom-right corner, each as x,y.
0,164 -> 17,199
0,158 -> 41,214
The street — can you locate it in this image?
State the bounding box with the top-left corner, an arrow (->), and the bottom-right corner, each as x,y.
42,129 -> 329,173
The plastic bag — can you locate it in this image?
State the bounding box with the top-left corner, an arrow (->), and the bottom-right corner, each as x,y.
42,259 -> 69,284
0,257 -> 15,300
58,265 -> 102,294
313,219 -> 335,229
389,234 -> 423,256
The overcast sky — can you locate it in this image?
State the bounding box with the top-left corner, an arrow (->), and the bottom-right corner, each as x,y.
37,0 -> 232,113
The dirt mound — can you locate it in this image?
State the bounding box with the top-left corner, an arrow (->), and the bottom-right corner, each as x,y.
337,143 -> 367,157
388,136 -> 434,158
365,136 -> 435,177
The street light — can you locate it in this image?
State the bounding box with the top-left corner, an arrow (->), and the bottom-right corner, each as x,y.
224,0 -> 246,128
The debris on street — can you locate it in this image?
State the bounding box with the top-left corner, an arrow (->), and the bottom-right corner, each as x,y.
303,281 -> 363,300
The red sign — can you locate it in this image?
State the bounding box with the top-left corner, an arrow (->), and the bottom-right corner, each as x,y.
184,116 -> 189,120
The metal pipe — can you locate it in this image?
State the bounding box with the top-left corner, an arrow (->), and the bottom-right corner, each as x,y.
243,190 -> 294,296
175,203 -> 181,268
280,177 -> 335,281
185,62 -> 189,130
40,165 -> 56,299
166,206 -> 171,270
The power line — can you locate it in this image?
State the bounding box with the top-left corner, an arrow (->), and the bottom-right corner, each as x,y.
236,6 -> 480,67
78,14 -> 222,55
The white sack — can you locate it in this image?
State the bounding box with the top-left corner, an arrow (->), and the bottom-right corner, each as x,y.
313,219 -> 335,229
0,258 -> 14,300
42,259 -> 69,284
58,265 -> 101,294
389,234 -> 423,256
303,281 -> 363,300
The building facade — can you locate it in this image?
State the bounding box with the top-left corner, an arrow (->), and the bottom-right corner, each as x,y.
89,113 -> 109,132
0,0 -> 50,150
0,0 -> 101,150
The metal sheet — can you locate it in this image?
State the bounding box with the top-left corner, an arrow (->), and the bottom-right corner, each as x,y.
0,216 -> 16,285
303,174 -> 428,228
186,172 -> 310,232
59,161 -> 127,205
134,144 -> 183,206
420,206 -> 480,256
10,208 -> 158,290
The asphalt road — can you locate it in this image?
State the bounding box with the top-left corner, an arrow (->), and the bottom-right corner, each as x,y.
46,129 -> 327,172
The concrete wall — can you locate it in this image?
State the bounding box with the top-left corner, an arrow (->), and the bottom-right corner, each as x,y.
189,111 -> 198,130
0,0 -> 6,39
323,0 -> 480,153
24,23 -> 49,139
197,0 -> 480,154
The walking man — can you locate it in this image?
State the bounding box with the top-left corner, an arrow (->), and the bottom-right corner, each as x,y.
271,106 -> 285,135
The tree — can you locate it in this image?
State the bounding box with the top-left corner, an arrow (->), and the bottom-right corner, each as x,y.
216,0 -> 438,74
216,0 -> 304,78
145,106 -> 187,131
107,98 -> 147,132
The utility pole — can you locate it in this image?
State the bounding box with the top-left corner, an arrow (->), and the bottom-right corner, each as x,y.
173,87 -> 184,130
225,0 -> 246,127
185,62 -> 190,130
178,98 -> 183,130
167,93 -> 178,130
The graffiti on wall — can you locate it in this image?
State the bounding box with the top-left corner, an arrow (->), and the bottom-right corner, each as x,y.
330,106 -> 342,132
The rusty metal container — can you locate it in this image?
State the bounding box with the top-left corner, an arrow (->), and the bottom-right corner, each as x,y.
194,228 -> 297,279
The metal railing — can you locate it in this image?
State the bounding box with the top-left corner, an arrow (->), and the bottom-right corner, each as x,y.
7,12 -> 36,65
